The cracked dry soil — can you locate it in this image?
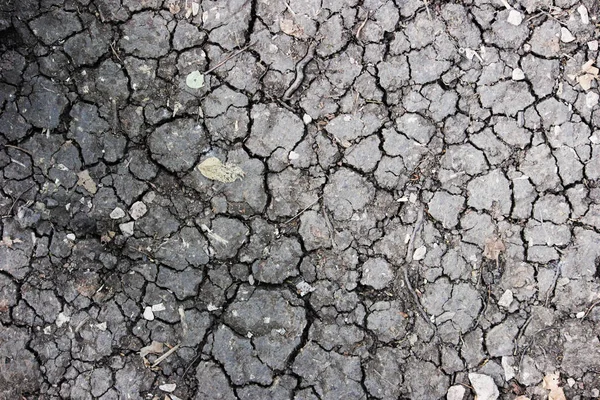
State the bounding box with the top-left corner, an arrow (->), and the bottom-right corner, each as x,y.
1,0 -> 600,399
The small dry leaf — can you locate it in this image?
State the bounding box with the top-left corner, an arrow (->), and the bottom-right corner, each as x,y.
483,237 -> 505,265
280,19 -> 304,38
168,1 -> 181,14
140,341 -> 164,358
1,236 -> 22,248
543,373 -> 567,400
197,157 -> 245,183
77,170 -> 97,194
185,70 -> 205,89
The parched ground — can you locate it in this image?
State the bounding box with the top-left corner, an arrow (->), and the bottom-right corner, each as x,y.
1,0 -> 600,399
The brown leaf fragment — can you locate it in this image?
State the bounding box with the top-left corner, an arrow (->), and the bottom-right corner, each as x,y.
483,237 -> 506,266
543,373 -> 567,400
197,157 -> 245,183
140,340 -> 164,358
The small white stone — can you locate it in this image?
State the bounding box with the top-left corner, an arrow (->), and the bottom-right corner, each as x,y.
576,311 -> 585,318
119,222 -> 134,236
56,312 -> 70,328
110,207 -> 126,219
447,384 -> 466,400
248,274 -> 255,285
159,383 -> 176,393
578,4 -> 590,24
512,68 -> 525,81
296,281 -> 316,296
143,306 -> 154,321
588,40 -> 599,51
560,27 -> 575,43
498,289 -> 514,308
129,201 -> 147,220
502,356 -> 516,381
585,91 -> 599,108
207,303 -> 219,311
413,246 -> 427,261
66,233 -> 76,241
95,322 -> 107,331
567,378 -> 576,387
469,373 -> 499,400
152,303 -> 166,312
507,9 -> 523,26
288,151 -> 300,160
302,114 -> 312,124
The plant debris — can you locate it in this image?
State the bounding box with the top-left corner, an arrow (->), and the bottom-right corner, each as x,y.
76,170 -> 97,194
140,341 -> 164,358
483,237 -> 506,267
185,70 -> 205,89
542,373 -> 567,400
197,157 -> 245,183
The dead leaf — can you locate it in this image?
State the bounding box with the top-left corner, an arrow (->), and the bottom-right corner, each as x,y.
280,19 -> 305,38
197,157 -> 245,183
168,1 -> 180,14
140,341 -> 164,358
185,70 -> 205,89
77,170 -> 97,194
514,397 -> 531,400
483,237 -> 505,267
543,373 -> 567,400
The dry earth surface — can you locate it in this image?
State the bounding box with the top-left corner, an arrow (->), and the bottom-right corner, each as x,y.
1,0 -> 600,399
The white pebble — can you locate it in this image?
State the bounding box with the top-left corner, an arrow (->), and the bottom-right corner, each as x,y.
588,40 -> 598,51
413,246 -> 427,261
152,303 -> 166,312
159,383 -> 176,393
119,222 -> 134,236
469,373 -> 499,400
66,233 -> 76,241
576,311 -> 585,319
512,68 -> 525,81
578,4 -> 589,24
560,27 -> 575,43
506,9 -> 523,26
302,114 -> 312,124
129,201 -> 147,220
288,151 -> 300,160
447,385 -> 466,400
498,289 -> 514,308
143,306 -> 154,321
585,91 -> 599,108
110,207 -> 126,219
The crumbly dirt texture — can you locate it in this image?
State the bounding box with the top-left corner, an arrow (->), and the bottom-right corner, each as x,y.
1,0 -> 600,399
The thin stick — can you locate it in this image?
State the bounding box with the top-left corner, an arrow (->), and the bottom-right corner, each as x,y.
355,10 -> 369,39
151,343 -> 181,367
283,195 -> 323,224
1,184 -> 35,219
3,144 -> 32,155
203,42 -> 255,75
582,299 -> 600,320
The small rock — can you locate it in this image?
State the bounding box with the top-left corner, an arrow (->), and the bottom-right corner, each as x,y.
66,233 -> 76,241
498,289 -> 514,308
588,40 -> 598,51
119,222 -> 134,236
56,312 -> 70,328
447,385 -> 466,400
585,92 -> 598,108
152,303 -> 166,312
143,306 -> 154,321
507,10 -> 523,26
576,311 -> 585,318
110,207 -> 126,219
413,246 -> 427,261
577,5 -> 589,24
288,151 -> 300,160
512,68 -> 525,81
129,201 -> 147,220
468,373 -> 499,400
159,383 -> 176,393
567,378 -> 576,387
502,356 -> 516,381
560,27 -> 575,43
296,281 -> 316,297
302,114 -> 312,124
